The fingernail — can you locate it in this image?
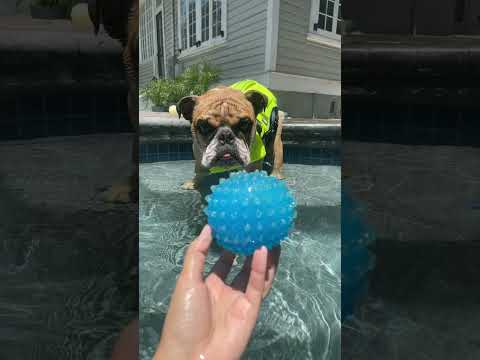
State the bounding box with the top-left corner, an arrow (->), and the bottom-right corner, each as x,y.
199,225 -> 211,242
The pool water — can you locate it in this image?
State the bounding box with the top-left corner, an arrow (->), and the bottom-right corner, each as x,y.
0,135 -> 137,360
140,161 -> 341,360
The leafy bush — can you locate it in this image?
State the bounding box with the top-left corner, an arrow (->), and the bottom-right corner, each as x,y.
177,62 -> 222,97
141,62 -> 221,108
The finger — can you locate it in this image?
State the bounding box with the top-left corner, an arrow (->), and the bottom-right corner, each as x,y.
181,225 -> 212,282
245,246 -> 268,307
263,245 -> 281,298
208,250 -> 236,282
111,318 -> 139,360
231,255 -> 253,292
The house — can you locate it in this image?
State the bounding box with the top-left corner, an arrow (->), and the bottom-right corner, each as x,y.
139,0 -> 341,118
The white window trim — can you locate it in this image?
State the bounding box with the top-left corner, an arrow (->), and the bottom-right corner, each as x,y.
306,32 -> 341,49
265,0 -> 280,72
308,0 -> 341,47
152,1 -> 168,78
177,0 -> 227,60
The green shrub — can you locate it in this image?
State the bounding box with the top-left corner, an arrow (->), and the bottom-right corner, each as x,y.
177,63 -> 222,96
141,62 -> 221,108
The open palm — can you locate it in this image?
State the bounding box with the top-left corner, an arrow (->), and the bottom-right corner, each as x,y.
155,225 -> 280,360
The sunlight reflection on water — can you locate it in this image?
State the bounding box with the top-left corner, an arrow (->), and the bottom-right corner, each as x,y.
140,161 -> 340,360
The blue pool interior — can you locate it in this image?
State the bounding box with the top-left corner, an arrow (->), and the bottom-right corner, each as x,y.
139,156 -> 341,359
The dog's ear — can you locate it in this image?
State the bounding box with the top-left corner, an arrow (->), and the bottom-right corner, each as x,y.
176,96 -> 198,122
245,91 -> 267,117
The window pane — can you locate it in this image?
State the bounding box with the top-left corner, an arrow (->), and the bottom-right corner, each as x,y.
180,0 -> 187,50
338,2 -> 342,19
336,19 -> 342,34
156,0 -> 162,7
201,0 -> 209,41
319,0 -> 327,13
212,0 -> 222,38
326,16 -> 333,31
188,0 -> 196,47
327,1 -> 334,16
318,14 -> 325,29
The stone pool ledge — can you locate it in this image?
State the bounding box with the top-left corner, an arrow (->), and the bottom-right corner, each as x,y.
140,111 -> 341,148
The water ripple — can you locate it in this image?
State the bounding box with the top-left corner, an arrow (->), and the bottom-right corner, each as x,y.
140,162 -> 340,359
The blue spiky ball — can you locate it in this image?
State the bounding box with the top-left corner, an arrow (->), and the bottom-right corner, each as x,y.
341,189 -> 376,321
204,171 -> 296,256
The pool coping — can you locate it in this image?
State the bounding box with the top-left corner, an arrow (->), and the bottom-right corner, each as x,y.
140,111 -> 341,148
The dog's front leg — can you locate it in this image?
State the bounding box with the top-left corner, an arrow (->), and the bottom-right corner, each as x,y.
181,157 -> 203,190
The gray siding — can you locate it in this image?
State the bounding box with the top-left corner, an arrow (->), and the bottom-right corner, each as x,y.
163,0 -> 176,79
139,59 -> 154,89
139,0 -> 176,89
276,0 -> 340,81
177,0 -> 268,83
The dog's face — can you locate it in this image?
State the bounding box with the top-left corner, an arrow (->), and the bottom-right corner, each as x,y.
177,87 -> 267,169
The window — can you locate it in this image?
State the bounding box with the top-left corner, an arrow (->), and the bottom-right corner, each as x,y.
140,0 -> 155,63
201,0 -> 209,41
178,0 -> 226,56
310,0 -> 342,40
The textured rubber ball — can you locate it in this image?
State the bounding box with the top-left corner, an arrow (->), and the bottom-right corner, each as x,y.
204,171 -> 296,256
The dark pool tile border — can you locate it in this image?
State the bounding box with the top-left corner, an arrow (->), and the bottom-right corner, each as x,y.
342,101 -> 480,147
0,94 -> 131,141
140,142 -> 341,166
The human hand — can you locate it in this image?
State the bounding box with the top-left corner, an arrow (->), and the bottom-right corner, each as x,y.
154,225 -> 280,360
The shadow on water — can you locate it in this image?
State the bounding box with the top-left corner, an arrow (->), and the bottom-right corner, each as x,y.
0,172 -> 137,360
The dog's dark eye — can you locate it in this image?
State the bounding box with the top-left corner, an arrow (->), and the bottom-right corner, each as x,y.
236,118 -> 252,135
197,121 -> 215,136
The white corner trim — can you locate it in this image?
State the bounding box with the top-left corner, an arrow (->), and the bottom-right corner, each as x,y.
306,33 -> 341,49
268,72 -> 340,96
265,0 -> 280,72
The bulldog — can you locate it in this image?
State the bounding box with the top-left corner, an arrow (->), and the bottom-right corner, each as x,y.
176,84 -> 285,197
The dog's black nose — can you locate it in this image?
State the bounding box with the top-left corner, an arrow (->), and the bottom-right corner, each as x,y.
217,127 -> 235,145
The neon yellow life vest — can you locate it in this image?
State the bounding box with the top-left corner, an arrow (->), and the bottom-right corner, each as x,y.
209,79 -> 278,174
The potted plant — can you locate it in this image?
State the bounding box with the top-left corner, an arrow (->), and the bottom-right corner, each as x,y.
141,62 -> 221,112
30,0 -> 71,19
141,79 -> 184,112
